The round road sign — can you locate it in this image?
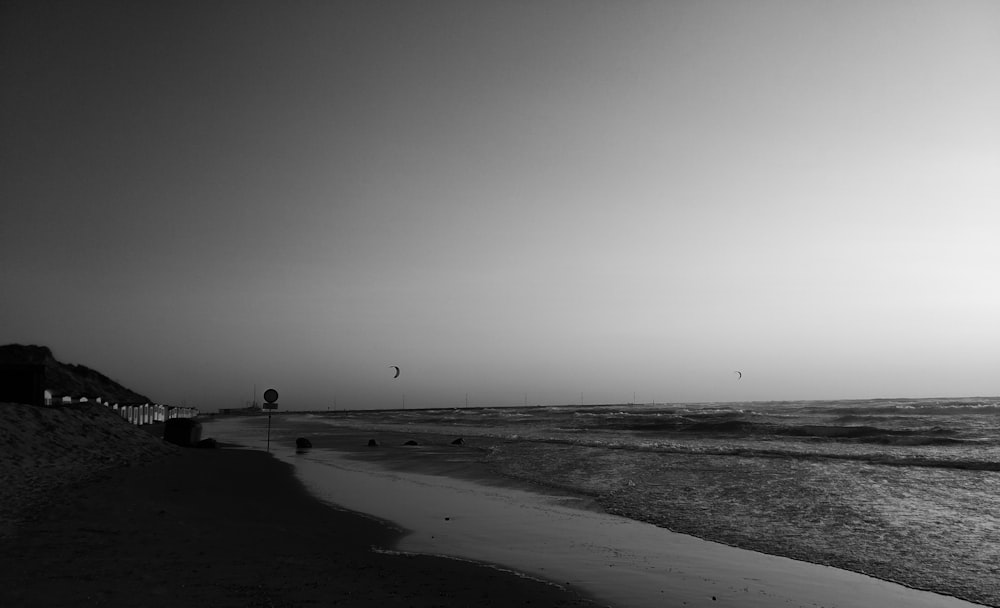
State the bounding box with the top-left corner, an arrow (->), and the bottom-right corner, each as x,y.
263,388 -> 279,404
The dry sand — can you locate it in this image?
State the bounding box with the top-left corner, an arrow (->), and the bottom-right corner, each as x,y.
0,404 -> 599,607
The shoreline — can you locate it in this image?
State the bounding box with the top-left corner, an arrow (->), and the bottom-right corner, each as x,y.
0,445 -> 601,607
209,416 -> 992,608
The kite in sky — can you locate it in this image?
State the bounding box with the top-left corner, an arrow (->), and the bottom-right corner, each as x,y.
389,365 -> 400,379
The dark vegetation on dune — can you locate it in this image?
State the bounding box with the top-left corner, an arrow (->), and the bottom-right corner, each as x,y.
0,344 -> 151,404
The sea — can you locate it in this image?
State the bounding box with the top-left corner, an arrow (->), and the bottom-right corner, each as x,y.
207,397 -> 1000,607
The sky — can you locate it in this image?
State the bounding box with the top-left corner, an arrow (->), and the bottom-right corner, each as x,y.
2,1 -> 999,411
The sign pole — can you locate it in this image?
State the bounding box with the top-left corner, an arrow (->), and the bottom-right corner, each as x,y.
262,388 -> 279,452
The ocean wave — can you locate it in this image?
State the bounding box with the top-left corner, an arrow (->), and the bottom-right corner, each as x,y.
306,397 -> 1000,470
776,423 -> 955,439
470,429 -> 1000,472
557,437 -> 1000,472
572,408 -> 987,448
815,399 -> 1000,417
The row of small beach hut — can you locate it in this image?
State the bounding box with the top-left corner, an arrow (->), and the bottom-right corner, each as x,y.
42,390 -> 198,425
113,402 -> 198,425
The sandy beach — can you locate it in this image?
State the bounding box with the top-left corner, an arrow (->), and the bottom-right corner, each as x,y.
0,404 -> 598,607
3,404 -> 992,607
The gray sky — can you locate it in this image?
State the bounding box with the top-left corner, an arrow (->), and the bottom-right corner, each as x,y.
3,1 -> 999,411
